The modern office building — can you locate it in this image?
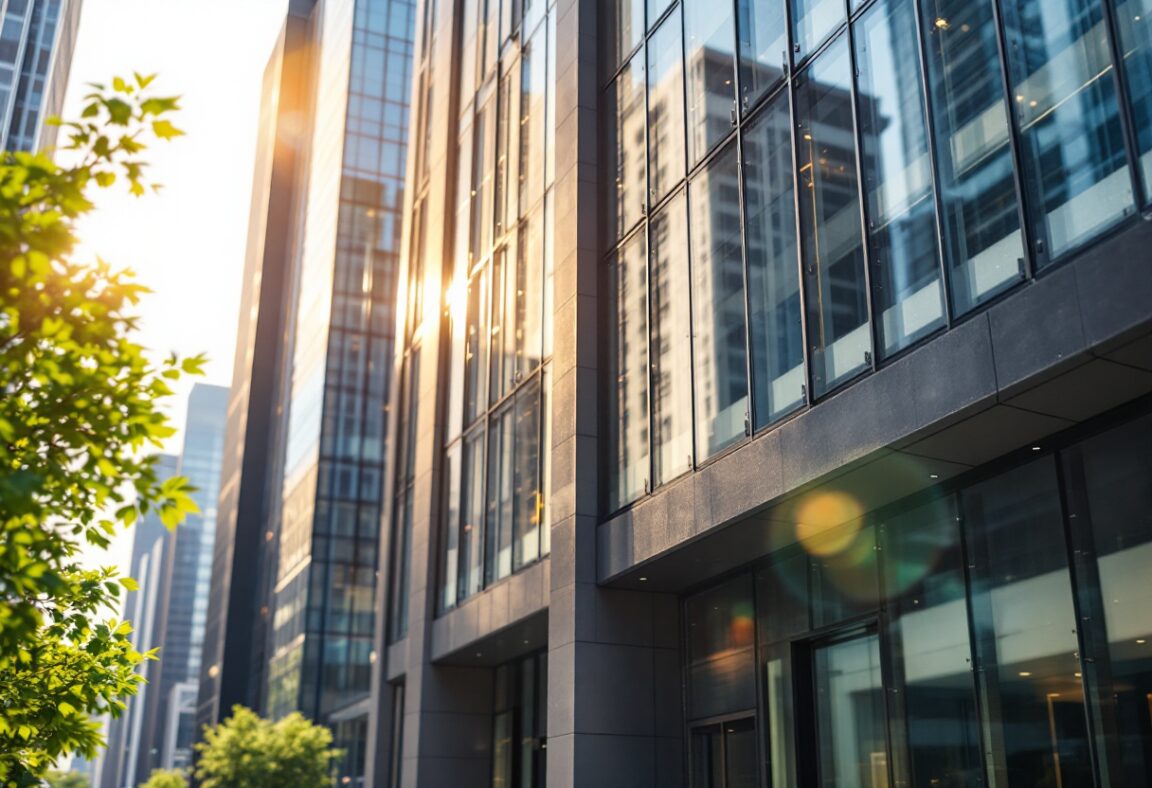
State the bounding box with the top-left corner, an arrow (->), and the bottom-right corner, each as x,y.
0,0 -> 83,152
366,0 -> 1152,786
98,454 -> 179,788
196,0 -> 316,740
198,0 -> 414,781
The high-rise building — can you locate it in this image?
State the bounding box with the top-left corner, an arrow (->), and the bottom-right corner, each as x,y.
131,383 -> 227,780
0,0 -> 83,152
365,0 -> 1152,786
195,0 -> 316,741
98,453 -> 178,788
198,0 -> 414,781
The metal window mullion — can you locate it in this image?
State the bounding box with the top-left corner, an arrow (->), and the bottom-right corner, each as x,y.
642,25 -> 656,498
987,0 -> 1040,275
843,22 -> 880,376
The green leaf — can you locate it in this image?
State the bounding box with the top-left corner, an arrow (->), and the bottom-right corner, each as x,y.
152,119 -> 184,140
119,577 -> 139,592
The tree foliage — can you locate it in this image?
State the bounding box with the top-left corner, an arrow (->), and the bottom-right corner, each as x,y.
42,771 -> 90,788
195,707 -> 341,788
140,768 -> 187,788
0,74 -> 200,783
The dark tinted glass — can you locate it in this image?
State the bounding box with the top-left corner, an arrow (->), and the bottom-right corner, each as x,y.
881,498 -> 983,786
689,143 -> 749,459
743,93 -> 805,428
962,459 -> 1093,786
685,575 -> 756,720
813,632 -> 888,787
854,0 -> 944,357
512,380 -> 541,568
919,0 -> 1025,314
1065,415 -> 1152,786
794,38 -> 871,396
999,0 -> 1133,262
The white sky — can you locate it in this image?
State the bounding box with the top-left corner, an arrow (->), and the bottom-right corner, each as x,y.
63,0 -> 288,572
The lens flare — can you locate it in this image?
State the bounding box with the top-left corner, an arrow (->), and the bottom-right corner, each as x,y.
794,491 -> 865,556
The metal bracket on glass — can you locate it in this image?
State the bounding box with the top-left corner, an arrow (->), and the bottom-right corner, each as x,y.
744,413 -> 751,436
864,351 -> 873,367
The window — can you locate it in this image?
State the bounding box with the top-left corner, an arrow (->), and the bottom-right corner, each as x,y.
464,268 -> 490,426
689,143 -> 749,459
486,406 -> 515,583
649,191 -> 694,485
492,653 -> 547,788
854,0 -> 944,357
1063,415 -> 1152,786
685,575 -> 756,721
684,0 -> 737,166
648,8 -> 687,205
794,37 -> 870,396
607,231 -> 650,511
791,0 -> 845,63
737,0 -> 788,112
512,380 -> 542,568
962,459 -> 1093,786
919,0 -> 1025,315
459,428 -> 486,600
520,22 -> 547,213
999,0 -> 1133,262
743,93 -> 805,428
608,0 -> 644,73
516,208 -> 544,379
608,53 -> 647,242
1112,0 -> 1152,198
440,443 -> 461,611
880,499 -> 982,785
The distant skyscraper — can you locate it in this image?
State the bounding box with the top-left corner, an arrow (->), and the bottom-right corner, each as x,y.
0,0 -> 83,152
199,0 -> 413,782
125,383 -> 227,781
98,453 -> 178,788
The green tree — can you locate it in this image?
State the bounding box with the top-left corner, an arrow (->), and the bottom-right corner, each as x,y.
140,769 -> 187,788
41,771 -> 90,788
0,74 -> 200,784
195,706 -> 341,788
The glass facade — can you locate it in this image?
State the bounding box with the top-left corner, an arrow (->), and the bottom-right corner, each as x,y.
423,0 -> 555,613
682,409 -> 1152,787
0,0 -> 73,152
267,0 -> 414,724
604,0 -> 1152,513
492,652 -> 548,788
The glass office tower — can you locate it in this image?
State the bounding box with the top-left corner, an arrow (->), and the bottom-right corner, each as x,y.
0,0 -> 83,152
366,0 -> 1152,786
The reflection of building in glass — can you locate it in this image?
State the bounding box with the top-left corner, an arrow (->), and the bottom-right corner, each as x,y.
359,0 -> 1152,785
0,0 -> 82,152
199,1 -> 413,784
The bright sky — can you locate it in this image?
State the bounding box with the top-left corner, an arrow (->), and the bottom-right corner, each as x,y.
63,0 -> 288,571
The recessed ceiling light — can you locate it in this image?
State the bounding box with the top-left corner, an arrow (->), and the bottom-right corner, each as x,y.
1018,671 -> 1031,677
1031,446 -> 1041,451
929,473 -> 939,480
639,576 -> 648,582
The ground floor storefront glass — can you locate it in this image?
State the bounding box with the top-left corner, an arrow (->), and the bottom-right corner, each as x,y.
683,407 -> 1152,787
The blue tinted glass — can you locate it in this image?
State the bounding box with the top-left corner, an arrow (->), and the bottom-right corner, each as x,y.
791,0 -> 845,62
738,0 -> 788,111
999,0 -> 1133,262
794,38 -> 871,396
648,0 -> 674,28
743,93 -> 805,427
684,0 -> 737,166
1111,0 -> 1152,198
689,143 -> 749,459
854,0 -> 944,357
920,0 -> 1026,313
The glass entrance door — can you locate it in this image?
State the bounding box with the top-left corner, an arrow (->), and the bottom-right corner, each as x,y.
812,630 -> 890,787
